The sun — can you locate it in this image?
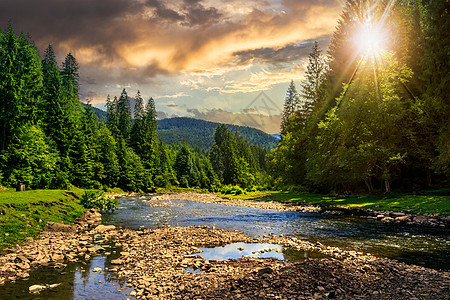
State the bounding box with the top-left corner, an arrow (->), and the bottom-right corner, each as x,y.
355,23 -> 386,55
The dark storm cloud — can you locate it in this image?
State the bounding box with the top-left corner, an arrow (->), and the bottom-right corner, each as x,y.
233,35 -> 331,66
0,0 -> 223,63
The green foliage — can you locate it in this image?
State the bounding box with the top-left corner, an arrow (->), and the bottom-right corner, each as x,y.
2,124 -> 59,189
220,185 -> 246,196
270,0 -> 449,194
80,191 -> 117,212
280,80 -> 300,135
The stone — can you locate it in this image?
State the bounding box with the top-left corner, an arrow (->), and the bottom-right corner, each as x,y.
93,267 -> 102,272
92,225 -> 116,233
44,222 -> 74,233
257,267 -> 274,276
111,259 -> 124,265
87,245 -> 105,253
396,216 -> 411,222
29,283 -> 61,294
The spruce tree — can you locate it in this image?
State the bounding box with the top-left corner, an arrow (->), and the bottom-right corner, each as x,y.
117,89 -> 132,141
280,80 -> 299,136
300,41 -> 328,118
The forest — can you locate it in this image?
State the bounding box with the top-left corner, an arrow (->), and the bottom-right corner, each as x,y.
0,0 -> 448,196
270,0 -> 449,194
0,27 -> 269,192
157,117 -> 279,150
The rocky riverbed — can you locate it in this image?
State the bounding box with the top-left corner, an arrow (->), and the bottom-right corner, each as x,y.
0,194 -> 449,299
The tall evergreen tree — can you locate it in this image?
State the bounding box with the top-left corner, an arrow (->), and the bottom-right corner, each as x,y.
280,80 -> 299,136
0,27 -> 43,151
174,144 -> 192,187
117,89 -> 132,141
300,41 -> 328,118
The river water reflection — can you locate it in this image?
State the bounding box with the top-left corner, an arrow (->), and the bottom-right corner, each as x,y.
103,197 -> 450,270
0,252 -> 136,300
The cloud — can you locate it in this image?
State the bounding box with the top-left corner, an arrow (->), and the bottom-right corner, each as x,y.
158,92 -> 189,99
221,64 -> 306,94
1,0 -> 342,133
0,0 -> 340,79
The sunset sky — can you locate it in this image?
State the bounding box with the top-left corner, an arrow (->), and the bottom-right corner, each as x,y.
1,0 -> 343,134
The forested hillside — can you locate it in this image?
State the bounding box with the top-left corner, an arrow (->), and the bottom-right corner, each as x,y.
271,0 -> 449,194
158,117 -> 278,149
0,27 -> 270,191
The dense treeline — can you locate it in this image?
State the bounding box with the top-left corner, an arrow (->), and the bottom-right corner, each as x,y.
271,0 -> 449,194
0,26 -> 269,191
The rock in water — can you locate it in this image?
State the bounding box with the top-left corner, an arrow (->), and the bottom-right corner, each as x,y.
29,283 -> 61,294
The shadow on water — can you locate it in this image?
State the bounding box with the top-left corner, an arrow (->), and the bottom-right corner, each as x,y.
0,247 -> 136,300
103,197 -> 450,270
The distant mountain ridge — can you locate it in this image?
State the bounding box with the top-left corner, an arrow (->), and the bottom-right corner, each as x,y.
158,117 -> 279,149
85,104 -> 279,149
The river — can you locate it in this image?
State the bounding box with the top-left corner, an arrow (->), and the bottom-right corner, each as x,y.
1,195 -> 448,299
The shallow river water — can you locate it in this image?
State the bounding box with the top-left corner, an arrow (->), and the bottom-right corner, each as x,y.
103,197 -> 450,270
1,196 -> 448,299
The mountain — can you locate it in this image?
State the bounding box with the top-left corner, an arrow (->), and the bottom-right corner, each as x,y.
157,117 -> 279,149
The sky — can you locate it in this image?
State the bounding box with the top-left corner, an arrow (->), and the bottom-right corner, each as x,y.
1,0 -> 342,134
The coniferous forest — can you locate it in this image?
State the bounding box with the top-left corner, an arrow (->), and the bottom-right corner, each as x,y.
0,26 -> 269,192
270,0 -> 449,194
0,0 -> 448,195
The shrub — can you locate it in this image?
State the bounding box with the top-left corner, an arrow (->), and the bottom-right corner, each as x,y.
220,185 -> 246,195
80,191 -> 118,212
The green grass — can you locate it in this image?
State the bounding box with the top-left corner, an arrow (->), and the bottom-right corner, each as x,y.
0,188 -> 88,251
219,191 -> 450,215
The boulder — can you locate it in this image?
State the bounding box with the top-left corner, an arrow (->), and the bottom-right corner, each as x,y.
92,225 -> 116,233
111,259 -> 124,265
396,216 -> 411,222
44,222 -> 74,233
29,283 -> 61,294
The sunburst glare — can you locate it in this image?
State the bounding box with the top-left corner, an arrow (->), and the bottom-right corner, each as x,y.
355,23 -> 386,55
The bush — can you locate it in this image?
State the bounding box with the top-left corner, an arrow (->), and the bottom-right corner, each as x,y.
80,191 -> 118,212
220,185 -> 246,195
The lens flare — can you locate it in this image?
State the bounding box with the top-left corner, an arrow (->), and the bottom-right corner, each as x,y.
355,23 -> 386,55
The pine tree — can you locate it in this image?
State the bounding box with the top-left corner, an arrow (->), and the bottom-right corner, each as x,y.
117,89 -> 132,141
280,80 -> 300,136
98,123 -> 120,188
300,41 -> 328,118
0,27 -> 43,151
130,91 -> 145,153
174,144 -> 192,187
106,95 -> 119,138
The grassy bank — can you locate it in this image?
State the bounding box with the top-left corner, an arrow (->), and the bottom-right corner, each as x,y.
0,189 -> 89,251
219,191 -> 450,215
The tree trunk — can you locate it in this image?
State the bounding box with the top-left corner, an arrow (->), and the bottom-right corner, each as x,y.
16,183 -> 25,192
365,177 -> 374,194
384,179 -> 391,194
426,169 -> 432,187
